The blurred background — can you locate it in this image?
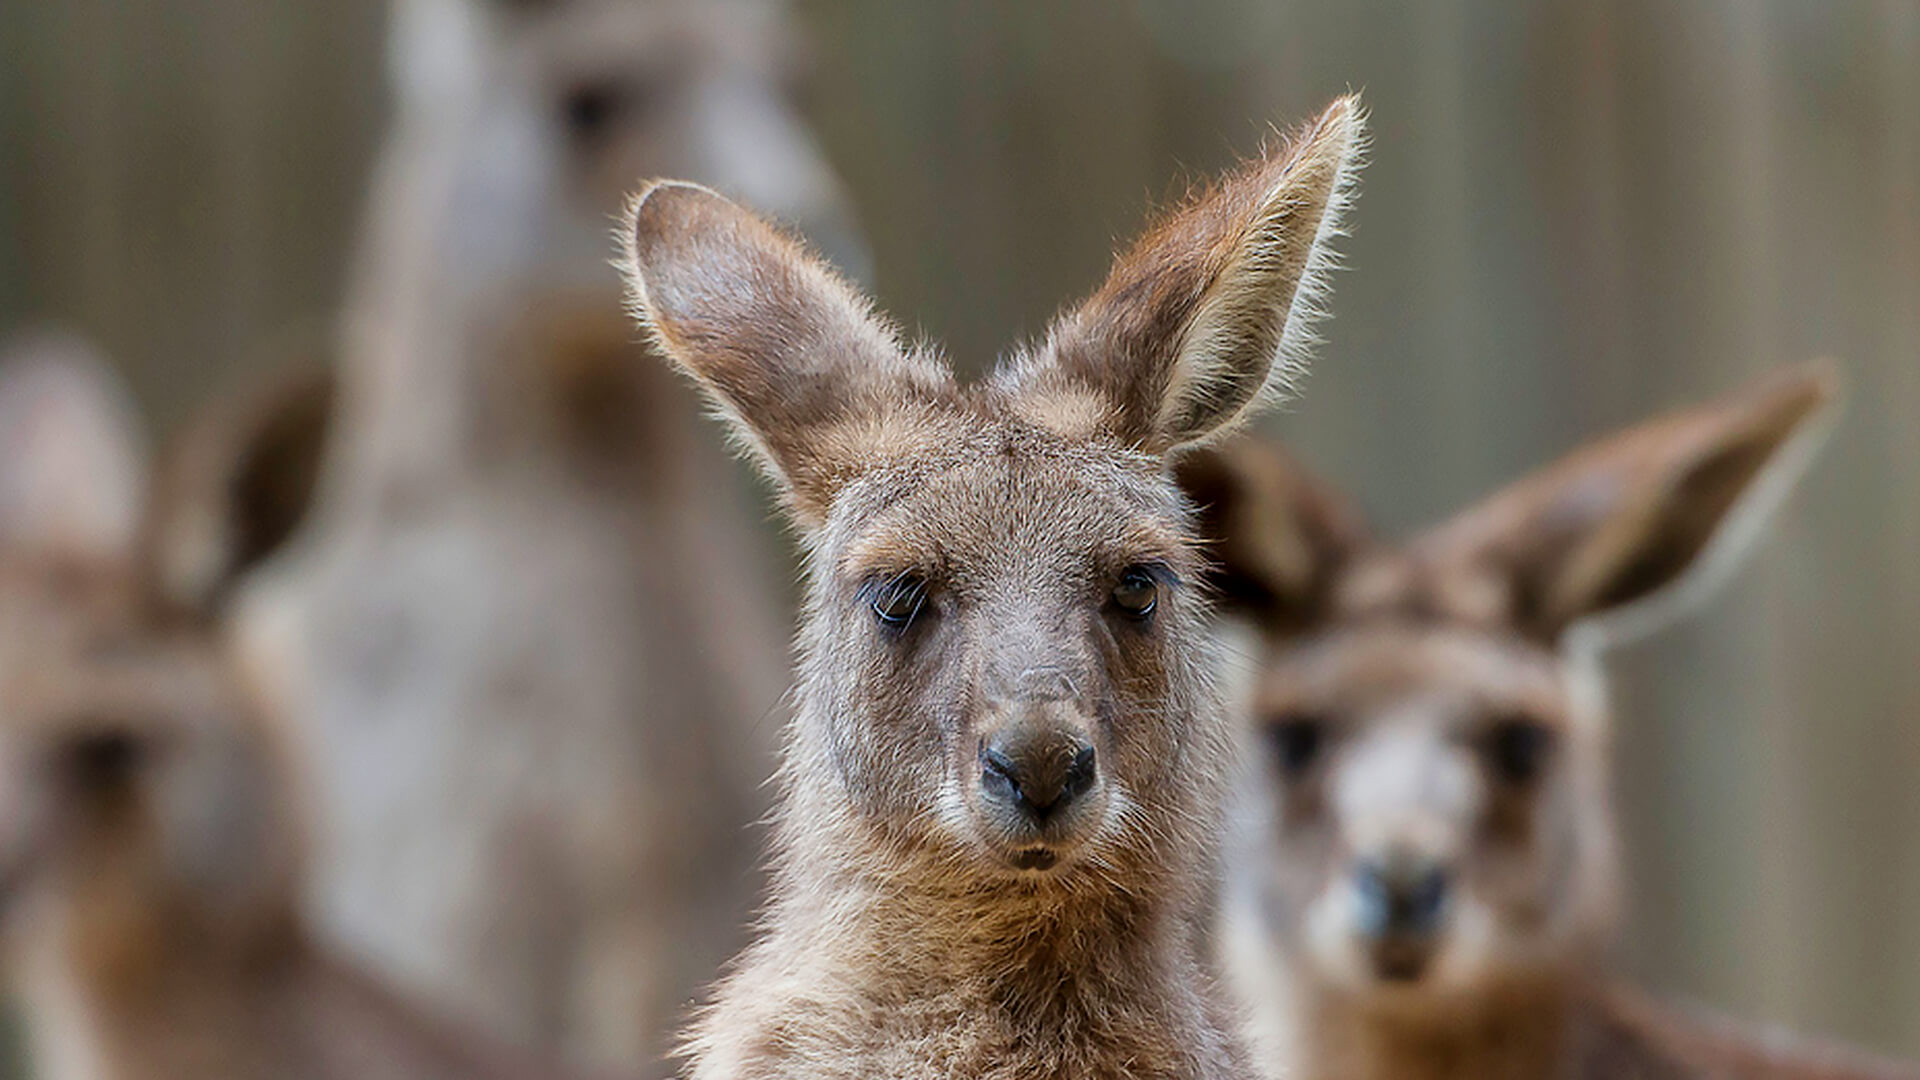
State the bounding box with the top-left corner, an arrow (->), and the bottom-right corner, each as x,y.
1,0 -> 1916,1064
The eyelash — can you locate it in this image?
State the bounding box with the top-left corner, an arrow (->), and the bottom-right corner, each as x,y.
864,572 -> 930,633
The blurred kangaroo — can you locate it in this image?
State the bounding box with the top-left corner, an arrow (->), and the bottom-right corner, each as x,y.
0,336 -> 601,1080
1181,364 -> 1920,1079
210,0 -> 864,1069
619,96 -> 1365,1079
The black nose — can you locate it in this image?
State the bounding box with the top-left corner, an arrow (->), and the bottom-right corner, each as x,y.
1353,856 -> 1450,941
979,728 -> 1097,824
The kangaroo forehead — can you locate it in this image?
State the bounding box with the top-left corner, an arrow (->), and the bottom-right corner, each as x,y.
834,425 -> 1192,574
1259,623 -> 1567,716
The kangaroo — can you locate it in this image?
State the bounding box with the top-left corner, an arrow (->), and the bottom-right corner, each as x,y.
617,96 -> 1365,1080
1180,363 -> 1920,1079
0,338 -> 600,1080
221,0 -> 862,1068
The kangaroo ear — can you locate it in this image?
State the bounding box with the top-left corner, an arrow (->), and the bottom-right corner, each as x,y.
1008,95 -> 1365,454
141,364 -> 334,619
1176,438 -> 1367,631
1421,362 -> 1841,642
0,333 -> 147,564
620,180 -> 954,528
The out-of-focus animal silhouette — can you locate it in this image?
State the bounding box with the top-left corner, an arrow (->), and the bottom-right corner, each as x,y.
186,0 -> 864,1069
0,335 -> 611,1080
1183,363 -> 1920,1079
620,95 -> 1365,1080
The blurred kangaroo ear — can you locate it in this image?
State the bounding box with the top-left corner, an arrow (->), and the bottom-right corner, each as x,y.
1422,362 -> 1841,642
142,364 -> 334,618
620,180 -> 955,527
1009,95 -> 1365,453
0,332 -> 147,564
1176,438 -> 1367,631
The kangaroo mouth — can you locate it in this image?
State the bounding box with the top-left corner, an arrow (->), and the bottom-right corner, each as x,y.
1010,847 -> 1059,872
1368,937 -> 1437,983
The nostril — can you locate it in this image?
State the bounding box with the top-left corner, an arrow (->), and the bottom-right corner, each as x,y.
1405,866 -> 1448,928
980,745 -> 1023,807
1353,858 -> 1450,939
1063,745 -> 1097,801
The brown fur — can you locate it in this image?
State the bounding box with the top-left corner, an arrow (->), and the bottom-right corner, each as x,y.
218,0 -> 862,1069
620,96 -> 1366,1079
0,342 -> 603,1080
1183,362 -> 1920,1079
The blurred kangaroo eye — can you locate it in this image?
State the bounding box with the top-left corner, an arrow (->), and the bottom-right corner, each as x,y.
561,79 -> 637,144
1265,714 -> 1326,777
1111,566 -> 1160,619
1484,716 -> 1555,786
868,574 -> 929,632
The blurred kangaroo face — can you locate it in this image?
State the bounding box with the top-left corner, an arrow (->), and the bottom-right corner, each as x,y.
1182,364 -> 1834,1009
621,100 -> 1366,884
1238,602 -> 1603,999
387,0 -> 862,299
0,566 -> 287,936
0,341 -> 294,942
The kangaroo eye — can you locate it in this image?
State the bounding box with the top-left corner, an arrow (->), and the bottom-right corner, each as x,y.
868,574 -> 929,632
1483,716 -> 1555,786
1265,713 -> 1327,777
1111,566 -> 1160,619
560,78 -> 641,144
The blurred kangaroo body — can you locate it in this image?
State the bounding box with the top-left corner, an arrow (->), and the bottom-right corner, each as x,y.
0,339 -> 603,1080
216,0 -> 862,1068
1182,366 -> 1920,1080
619,98 -> 1366,1079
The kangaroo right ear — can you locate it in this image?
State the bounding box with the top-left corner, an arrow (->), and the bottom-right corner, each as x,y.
141,364 -> 334,619
1422,362 -> 1840,642
0,333 -> 146,564
1176,439 -> 1367,631
620,181 -> 955,528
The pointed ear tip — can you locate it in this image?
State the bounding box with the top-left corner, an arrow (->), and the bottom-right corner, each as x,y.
1753,358 -> 1846,435
1309,92 -> 1369,152
620,179 -> 732,251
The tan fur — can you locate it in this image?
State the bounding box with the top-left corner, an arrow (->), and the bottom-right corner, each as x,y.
0,345 -> 598,1080
216,0 -> 862,1069
1183,362 -> 1920,1079
620,96 -> 1366,1079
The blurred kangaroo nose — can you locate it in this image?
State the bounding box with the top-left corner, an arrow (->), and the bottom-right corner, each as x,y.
979,726 -> 1097,824
1353,854 -> 1450,941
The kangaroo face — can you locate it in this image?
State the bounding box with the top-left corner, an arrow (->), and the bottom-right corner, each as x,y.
1183,364 -> 1834,1013
1239,609 -> 1605,1001
805,423 -> 1213,878
386,0 -> 862,303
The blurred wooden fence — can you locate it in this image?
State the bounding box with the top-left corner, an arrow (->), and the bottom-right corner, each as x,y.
2,0 -> 1917,1059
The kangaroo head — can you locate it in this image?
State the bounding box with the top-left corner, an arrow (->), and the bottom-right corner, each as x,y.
1182,364 -> 1836,1014
0,337 -> 303,975
382,0 -> 862,300
620,97 -> 1365,894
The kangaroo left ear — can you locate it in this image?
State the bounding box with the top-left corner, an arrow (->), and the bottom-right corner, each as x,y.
1007,95 -> 1366,454
1420,361 -> 1842,642
1175,438 -> 1369,632
141,363 -> 335,619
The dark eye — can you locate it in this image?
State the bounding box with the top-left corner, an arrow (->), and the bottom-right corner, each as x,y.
57,727 -> 150,792
1265,713 -> 1326,777
1483,716 -> 1555,786
868,574 -> 929,632
561,79 -> 637,144
1111,566 -> 1160,619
